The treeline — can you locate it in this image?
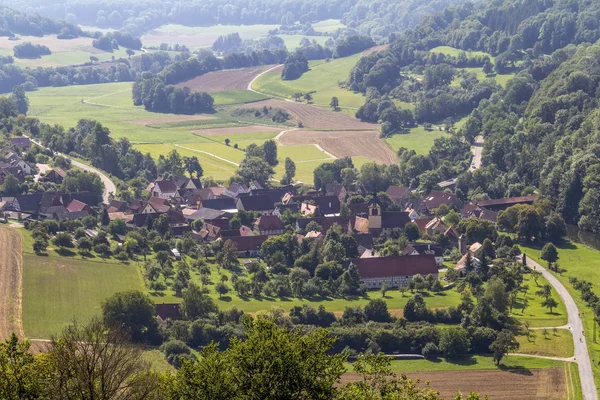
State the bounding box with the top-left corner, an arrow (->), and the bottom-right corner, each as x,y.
132,77 -> 214,114
334,35 -> 375,58
0,7 -> 84,38
92,31 -> 143,51
13,42 -> 51,59
281,51 -> 309,80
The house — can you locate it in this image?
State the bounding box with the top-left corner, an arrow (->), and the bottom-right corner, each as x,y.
151,180 -> 180,201
353,216 -> 369,234
9,137 -> 31,150
470,196 -> 536,212
254,215 -> 286,236
354,255 -> 438,289
225,235 -> 270,257
236,195 -> 274,215
200,197 -> 237,211
274,203 -> 300,218
402,242 -> 444,266
455,253 -> 482,275
386,185 -> 411,204
44,167 -> 67,184
0,167 -> 24,184
224,182 -> 249,198
425,217 -> 448,236
422,191 -> 463,214
66,199 -> 94,215
367,196 -> 411,236
296,216 -> 351,233
311,196 -> 341,216
326,184 -> 347,202
460,204 -> 499,224
3,151 -> 19,163
414,218 -> 433,232
405,208 -> 421,221
11,159 -> 32,175
185,188 -> 216,206
145,197 -> 171,213
305,231 -> 323,239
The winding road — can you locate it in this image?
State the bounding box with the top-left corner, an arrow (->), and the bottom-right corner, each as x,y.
521,255 -> 598,400
28,137 -> 116,204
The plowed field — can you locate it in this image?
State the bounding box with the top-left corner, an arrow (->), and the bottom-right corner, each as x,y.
176,65 -> 275,92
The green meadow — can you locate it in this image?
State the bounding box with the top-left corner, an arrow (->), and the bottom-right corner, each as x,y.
252,53 -> 366,108
385,126 -> 448,155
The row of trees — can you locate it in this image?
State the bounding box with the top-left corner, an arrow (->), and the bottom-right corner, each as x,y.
13,42 -> 51,59
132,77 -> 214,114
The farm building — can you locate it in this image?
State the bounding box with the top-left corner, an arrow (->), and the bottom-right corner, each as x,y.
354,255 -> 438,289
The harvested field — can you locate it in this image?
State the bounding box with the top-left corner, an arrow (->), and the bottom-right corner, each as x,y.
192,125 -> 282,136
342,368 -> 566,399
176,65 -> 275,92
363,44 -> 390,56
279,129 -> 397,164
125,115 -> 214,126
240,99 -> 376,130
0,225 -> 24,340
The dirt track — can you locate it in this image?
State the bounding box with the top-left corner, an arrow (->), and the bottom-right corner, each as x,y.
176,65 -> 275,92
279,129 -> 397,164
240,99 -> 377,130
342,368 -> 566,399
0,225 -> 24,340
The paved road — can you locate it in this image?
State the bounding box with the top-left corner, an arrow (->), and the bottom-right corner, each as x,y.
28,137 -> 116,203
522,255 -> 598,400
470,135 -> 484,170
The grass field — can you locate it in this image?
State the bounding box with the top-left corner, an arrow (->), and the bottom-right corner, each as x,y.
21,230 -> 145,339
141,24 -> 281,49
278,35 -> 330,51
0,35 -> 129,68
385,126 -> 448,155
518,329 -> 574,358
430,46 -> 494,61
211,90 -> 269,106
312,19 -> 344,33
512,274 -> 569,328
521,240 -> 600,395
252,53 -> 366,108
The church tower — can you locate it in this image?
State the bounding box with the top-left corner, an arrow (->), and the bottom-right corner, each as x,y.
368,196 -> 382,230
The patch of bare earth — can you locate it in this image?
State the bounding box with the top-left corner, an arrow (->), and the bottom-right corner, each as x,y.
0,225 -> 24,340
191,125 -> 283,136
342,368 -> 566,400
362,44 -> 390,56
279,129 -> 397,164
125,115 -> 214,126
239,99 -> 376,130
176,65 -> 276,92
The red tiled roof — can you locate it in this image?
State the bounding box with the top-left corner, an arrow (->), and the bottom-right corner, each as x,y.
255,215 -> 285,231
414,218 -> 433,231
66,199 -> 89,212
354,255 -> 438,278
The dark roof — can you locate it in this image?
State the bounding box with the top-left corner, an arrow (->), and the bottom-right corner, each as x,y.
155,180 -> 178,193
201,197 -> 236,210
311,195 -> 341,215
236,195 -> 275,212
108,199 -> 128,212
13,193 -> 44,213
255,215 -> 285,231
475,196 -> 536,208
225,235 -> 269,252
276,203 -> 299,214
349,203 -> 369,216
9,137 -> 31,148
403,242 -> 444,257
386,185 -> 411,200
205,217 -> 230,230
325,184 -> 346,197
354,256 -> 438,278
423,191 -> 461,211
353,233 -> 373,249
155,303 -> 181,320
147,197 -> 171,213
186,207 -> 227,221
381,211 -> 411,229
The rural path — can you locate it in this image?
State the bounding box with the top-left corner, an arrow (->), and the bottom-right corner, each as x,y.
521,254 -> 598,400
174,144 -> 240,166
471,135 -> 484,170
509,353 -> 576,362
28,137 -> 117,203
0,225 -> 24,341
247,64 -> 283,93
81,89 -> 133,109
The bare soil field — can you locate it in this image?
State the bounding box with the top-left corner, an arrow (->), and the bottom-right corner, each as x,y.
176,65 -> 275,92
240,99 -> 376,130
279,129 -> 397,164
342,368 -> 566,399
125,115 -> 215,126
192,125 -> 282,136
0,225 -> 24,340
362,44 -> 390,56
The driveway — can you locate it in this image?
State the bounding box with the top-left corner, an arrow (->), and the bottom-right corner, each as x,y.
521,255 -> 598,400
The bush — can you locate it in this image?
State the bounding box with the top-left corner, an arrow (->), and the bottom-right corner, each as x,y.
422,342 -> 439,357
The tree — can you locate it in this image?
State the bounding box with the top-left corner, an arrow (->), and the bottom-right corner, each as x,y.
101,208 -> 110,226
536,284 -> 552,300
33,239 -> 47,254
0,334 -> 42,399
304,93 -> 313,103
11,85 -> 29,115
126,48 -> 135,58
541,296 -> 558,313
364,298 -> 391,322
44,318 -> 161,399
283,157 -> 296,183
439,327 -> 470,359
545,213 -> 566,243
225,138 -> 231,146
108,218 -> 127,236
102,291 -> 159,343
169,318 -> 346,399
380,281 -> 389,297
262,139 -> 278,166
330,96 -> 339,111
531,270 -> 542,285
216,240 -> 239,270
0,174 -> 20,196
53,232 -> 73,249
77,236 -> 93,255
215,282 -> 230,298
540,242 -> 559,263
489,330 -> 519,365
182,283 -> 218,320
235,157 -> 275,186
184,156 -> 203,178
482,59 -> 494,76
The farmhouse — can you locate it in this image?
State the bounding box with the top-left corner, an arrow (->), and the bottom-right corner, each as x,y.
402,242 -> 444,266
254,215 -> 285,236
354,255 -> 438,289
422,191 -> 463,214
367,196 -> 411,236
226,235 -> 270,257
9,137 -> 31,150
43,168 -> 66,184
236,195 -> 274,215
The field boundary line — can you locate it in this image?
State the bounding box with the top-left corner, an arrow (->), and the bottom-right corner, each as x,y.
295,158 -> 335,164
174,144 -> 240,166
314,144 -> 338,159
509,353 -> 576,362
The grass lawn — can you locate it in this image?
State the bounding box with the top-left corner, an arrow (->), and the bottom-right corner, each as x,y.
142,349 -> 175,373
21,230 -> 145,339
512,274 -> 569,328
517,329 -> 574,358
385,126 -> 448,155
312,19 -> 344,33
521,240 -> 600,395
278,35 -> 330,51
212,90 -> 269,106
429,46 -> 494,62
148,258 -> 462,314
385,354 -> 566,373
141,24 -> 280,49
252,53 -> 366,108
